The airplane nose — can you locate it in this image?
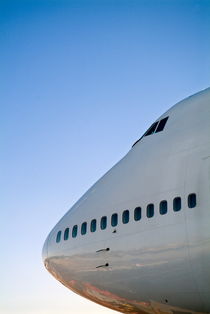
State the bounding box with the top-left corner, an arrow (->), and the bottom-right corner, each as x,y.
42,236 -> 49,266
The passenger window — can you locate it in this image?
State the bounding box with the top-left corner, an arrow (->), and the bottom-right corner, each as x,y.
90,219 -> 97,232
100,216 -> 107,230
155,117 -> 169,133
81,222 -> 87,235
134,207 -> 141,221
111,213 -> 118,227
159,200 -> 167,215
72,225 -> 78,238
173,197 -> 181,212
188,193 -> 196,208
56,231 -> 62,243
122,210 -> 129,224
144,121 -> 159,136
64,228 -> 69,240
147,204 -> 154,218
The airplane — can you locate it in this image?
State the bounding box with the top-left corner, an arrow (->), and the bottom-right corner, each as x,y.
42,87 -> 210,314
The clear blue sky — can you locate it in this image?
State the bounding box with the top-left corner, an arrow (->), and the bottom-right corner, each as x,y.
1,1 -> 210,313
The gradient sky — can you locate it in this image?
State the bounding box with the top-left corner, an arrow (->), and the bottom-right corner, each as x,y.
1,1 -> 210,313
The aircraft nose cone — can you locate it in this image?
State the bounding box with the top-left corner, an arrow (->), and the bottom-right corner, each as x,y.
42,236 -> 49,266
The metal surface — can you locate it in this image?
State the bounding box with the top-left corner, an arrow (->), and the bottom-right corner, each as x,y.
43,88 -> 210,313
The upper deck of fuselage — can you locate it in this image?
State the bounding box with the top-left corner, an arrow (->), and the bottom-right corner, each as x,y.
132,87 -> 210,150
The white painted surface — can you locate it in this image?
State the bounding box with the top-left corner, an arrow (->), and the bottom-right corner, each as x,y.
43,88 -> 210,313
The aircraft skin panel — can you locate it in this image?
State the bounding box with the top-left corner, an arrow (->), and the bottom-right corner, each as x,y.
43,88 -> 210,313
184,155 -> 210,312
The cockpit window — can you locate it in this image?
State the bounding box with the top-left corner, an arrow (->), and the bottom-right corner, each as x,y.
155,117 -> 169,133
144,121 -> 159,136
56,231 -> 62,243
132,116 -> 169,147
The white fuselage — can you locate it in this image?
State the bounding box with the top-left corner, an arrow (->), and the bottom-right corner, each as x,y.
43,88 -> 210,313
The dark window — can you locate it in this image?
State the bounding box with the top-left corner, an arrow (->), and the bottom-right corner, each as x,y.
147,204 -> 154,218
159,200 -> 167,215
111,213 -> 118,227
100,216 -> 107,230
132,118 -> 166,147
90,219 -> 97,232
173,197 -> 181,212
134,207 -> 142,221
72,225 -> 78,238
56,231 -> 62,243
81,222 -> 87,235
64,228 -> 69,240
144,121 -> 159,137
188,193 -> 196,208
122,210 -> 129,224
155,117 -> 169,133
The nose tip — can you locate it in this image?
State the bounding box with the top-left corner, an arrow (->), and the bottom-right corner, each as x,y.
42,236 -> 48,266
